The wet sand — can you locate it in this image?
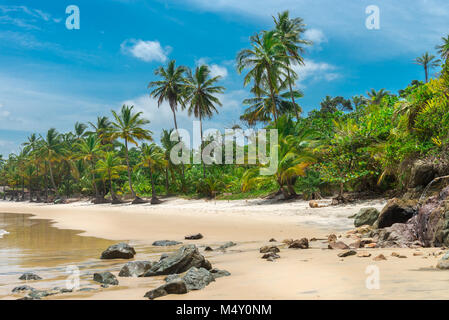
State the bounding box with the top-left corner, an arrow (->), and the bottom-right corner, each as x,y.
1,198 -> 448,300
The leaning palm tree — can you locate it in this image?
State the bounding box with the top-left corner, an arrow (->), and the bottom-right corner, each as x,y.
74,135 -> 105,203
183,65 -> 225,178
96,151 -> 126,204
138,143 -> 165,204
237,30 -> 292,125
414,52 -> 441,83
109,105 -> 152,204
148,60 -> 187,188
367,88 -> 390,105
39,128 -> 62,201
436,35 -> 449,63
273,11 -> 311,121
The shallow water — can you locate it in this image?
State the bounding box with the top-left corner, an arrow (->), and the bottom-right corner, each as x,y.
0,212 -> 167,298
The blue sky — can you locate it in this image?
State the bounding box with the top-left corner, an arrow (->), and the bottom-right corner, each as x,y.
0,0 -> 448,155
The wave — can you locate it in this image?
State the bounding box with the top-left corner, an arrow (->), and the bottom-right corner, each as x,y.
0,229 -> 9,238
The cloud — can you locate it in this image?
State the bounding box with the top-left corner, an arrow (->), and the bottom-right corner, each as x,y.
304,28 -> 327,46
0,5 -> 61,30
196,58 -> 229,79
121,39 -> 171,63
292,59 -> 340,86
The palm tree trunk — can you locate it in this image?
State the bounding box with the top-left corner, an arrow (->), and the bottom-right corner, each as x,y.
165,167 -> 169,196
172,109 -> 186,191
91,161 -> 100,201
29,180 -> 33,202
149,164 -> 160,204
425,65 -> 429,83
36,165 -> 41,202
124,139 -> 136,198
48,161 -> 58,198
200,114 -> 206,178
44,163 -> 49,202
287,67 -> 300,122
267,69 -> 278,125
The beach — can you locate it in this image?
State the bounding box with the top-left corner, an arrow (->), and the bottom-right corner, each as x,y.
1,198 -> 449,300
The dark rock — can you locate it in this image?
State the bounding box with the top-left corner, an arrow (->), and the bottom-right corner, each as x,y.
119,261 -> 154,277
165,274 -> 180,283
59,288 -> 73,293
409,160 -> 437,188
142,245 -> 212,276
374,198 -> 417,229
259,245 -> 280,254
54,198 -> 65,204
354,207 -> 380,227
218,241 -> 236,250
100,242 -> 136,259
93,272 -> 119,285
210,268 -> 231,279
144,279 -> 187,300
262,252 -> 280,260
269,238 -> 277,242
436,251 -> 449,269
185,233 -> 203,240
27,289 -> 58,300
152,240 -> 182,246
182,267 -> 215,290
204,246 -> 213,251
160,253 -> 169,261
338,250 -> 357,257
288,238 -> 309,249
19,272 -> 42,281
78,287 -> 97,292
12,285 -> 35,293
328,241 -> 349,250
373,222 -> 418,248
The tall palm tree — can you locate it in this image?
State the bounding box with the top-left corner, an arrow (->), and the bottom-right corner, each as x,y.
96,151 -> 126,203
273,10 -> 311,121
414,52 -> 441,83
237,30 -> 292,125
183,65 -> 225,178
39,128 -> 62,200
161,129 -> 179,195
148,60 -> 187,188
110,105 -> 152,203
367,89 -> 390,105
22,134 -> 42,201
436,35 -> 449,63
88,116 -> 112,145
74,135 -> 104,203
138,143 -> 165,204
74,122 -> 88,140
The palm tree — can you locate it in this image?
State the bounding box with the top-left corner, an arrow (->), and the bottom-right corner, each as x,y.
436,35 -> 449,63
414,52 -> 441,83
74,122 -> 88,140
110,105 -> 152,203
138,143 -> 165,204
161,129 -> 179,195
183,65 -> 225,177
74,135 -> 104,203
367,89 -> 390,105
273,10 -> 311,121
237,30 -> 292,125
96,151 -> 126,204
39,128 -> 62,200
149,60 -> 187,188
88,116 -> 112,145
22,133 -> 42,201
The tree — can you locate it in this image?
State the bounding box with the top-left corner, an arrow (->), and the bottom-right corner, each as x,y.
436,35 -> 449,63
367,89 -> 390,105
237,30 -> 292,125
88,116 -> 112,145
39,128 -> 62,200
149,60 -> 187,188
74,122 -> 88,140
110,105 -> 152,203
273,10 -> 311,121
320,96 -> 353,113
183,65 -> 225,178
96,151 -> 126,203
138,143 -> 165,204
161,129 -> 179,195
415,52 -> 441,83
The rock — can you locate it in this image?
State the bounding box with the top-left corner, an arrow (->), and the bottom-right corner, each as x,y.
309,200 -> 319,208
349,240 -> 361,249
93,272 -> 119,285
413,252 -> 423,256
328,234 -> 337,243
357,252 -> 371,258
218,241 -> 237,250
354,207 -> 380,227
262,252 -> 280,260
27,290 -> 56,300
54,198 -> 64,205
144,279 -> 187,300
282,239 -> 294,245
328,241 -> 349,250
160,253 -> 169,261
360,238 -> 374,246
182,267 -> 215,290
436,251 -> 449,269
185,233 -> 203,240
210,269 -> 231,279
142,245 -> 212,276
374,198 -> 417,229
409,159 -> 437,188
269,238 -> 277,242
338,250 -> 357,257
19,272 -> 42,281
152,240 -> 182,246
12,285 -> 35,293
204,246 -> 213,251
373,254 -> 387,261
373,223 -> 417,248
119,261 -> 154,277
78,287 -> 97,292
165,274 -> 180,283
288,238 -> 309,249
364,243 -> 377,248
259,245 -> 280,254
100,243 -> 136,259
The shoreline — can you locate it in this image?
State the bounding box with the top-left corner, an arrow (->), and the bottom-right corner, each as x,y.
1,198 -> 448,300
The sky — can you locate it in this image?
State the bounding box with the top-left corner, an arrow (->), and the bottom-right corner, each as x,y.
0,0 -> 448,156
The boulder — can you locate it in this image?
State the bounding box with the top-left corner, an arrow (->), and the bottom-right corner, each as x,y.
100,243 -> 136,259
259,245 -> 280,254
354,207 -> 380,227
328,241 -> 349,250
262,252 -> 280,260
93,272 -> 119,285
373,254 -> 387,261
165,274 -> 180,283
142,245 -> 211,276
338,250 -> 357,257
204,246 -> 213,251
436,251 -> 449,269
374,198 -> 417,229
119,261 -> 154,277
327,234 -> 337,243
12,285 -> 35,293
26,289 -> 58,300
288,238 -> 309,249
19,272 -> 42,281
373,222 -> 418,248
152,240 -> 182,246
181,267 -> 215,290
409,159 -> 436,188
160,253 -> 169,261
218,241 -> 236,250
185,233 -> 203,240
210,269 -> 231,279
144,279 -> 187,300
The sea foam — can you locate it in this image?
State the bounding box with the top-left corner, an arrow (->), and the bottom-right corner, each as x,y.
0,229 -> 9,238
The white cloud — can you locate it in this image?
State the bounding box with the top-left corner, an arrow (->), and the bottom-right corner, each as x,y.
196,58 -> 229,79
304,28 -> 327,46
0,5 -> 60,29
292,59 -> 340,86
121,39 -> 171,63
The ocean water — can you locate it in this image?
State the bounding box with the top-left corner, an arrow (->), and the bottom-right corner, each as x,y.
0,229 -> 8,238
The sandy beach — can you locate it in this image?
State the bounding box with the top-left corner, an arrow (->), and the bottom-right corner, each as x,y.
1,198 -> 449,300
